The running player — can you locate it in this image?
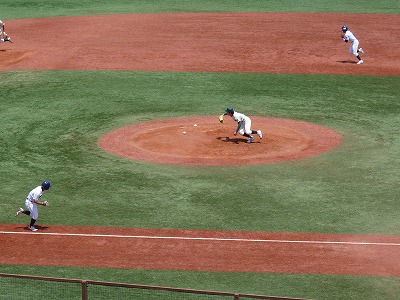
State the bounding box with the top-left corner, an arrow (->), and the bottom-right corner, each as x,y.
0,20 -> 13,43
15,181 -> 52,231
341,25 -> 363,64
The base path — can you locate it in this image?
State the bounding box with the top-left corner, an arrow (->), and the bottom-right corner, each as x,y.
99,117 -> 342,165
1,13 -> 399,75
1,224 -> 400,276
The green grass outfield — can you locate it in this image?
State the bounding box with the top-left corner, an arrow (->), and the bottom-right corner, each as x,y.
1,1 -> 400,300
2,0 -> 400,19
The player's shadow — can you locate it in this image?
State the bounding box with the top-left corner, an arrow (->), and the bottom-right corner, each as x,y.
217,136 -> 252,144
337,60 -> 357,64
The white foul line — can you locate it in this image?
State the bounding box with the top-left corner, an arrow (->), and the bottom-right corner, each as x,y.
1,231 -> 400,246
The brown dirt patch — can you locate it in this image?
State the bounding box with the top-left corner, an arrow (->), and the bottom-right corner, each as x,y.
1,224 -> 400,276
99,116 -> 342,165
1,13 -> 399,75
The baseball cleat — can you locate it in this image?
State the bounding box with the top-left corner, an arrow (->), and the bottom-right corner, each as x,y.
257,130 -> 263,139
247,136 -> 254,143
358,48 -> 364,53
5,37 -> 12,43
28,226 -> 38,232
357,60 -> 364,64
15,208 -> 24,217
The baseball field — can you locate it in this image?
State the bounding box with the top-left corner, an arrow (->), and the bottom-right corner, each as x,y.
1,1 -> 400,299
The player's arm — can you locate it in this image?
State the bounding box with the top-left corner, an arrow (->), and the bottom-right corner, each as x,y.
234,121 -> 242,135
33,199 -> 48,206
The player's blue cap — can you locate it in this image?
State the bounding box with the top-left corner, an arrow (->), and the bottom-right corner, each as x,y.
41,180 -> 52,190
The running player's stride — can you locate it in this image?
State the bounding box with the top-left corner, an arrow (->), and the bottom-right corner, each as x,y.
341,25 -> 364,64
0,20 -> 13,43
15,181 -> 52,231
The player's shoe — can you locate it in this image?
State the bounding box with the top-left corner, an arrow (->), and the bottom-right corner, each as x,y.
357,60 -> 364,64
358,48 -> 364,53
15,208 -> 24,217
5,37 -> 12,43
28,226 -> 38,232
247,136 -> 254,143
257,130 -> 263,139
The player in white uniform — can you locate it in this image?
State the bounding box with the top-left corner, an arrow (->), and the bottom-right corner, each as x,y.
15,181 -> 52,231
224,107 -> 263,143
341,25 -> 363,64
0,20 -> 13,43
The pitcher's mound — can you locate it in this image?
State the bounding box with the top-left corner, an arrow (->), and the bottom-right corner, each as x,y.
99,116 -> 342,166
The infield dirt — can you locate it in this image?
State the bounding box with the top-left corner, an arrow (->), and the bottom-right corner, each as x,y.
1,13 -> 399,75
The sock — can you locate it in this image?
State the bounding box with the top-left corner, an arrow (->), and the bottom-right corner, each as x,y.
30,219 -> 36,227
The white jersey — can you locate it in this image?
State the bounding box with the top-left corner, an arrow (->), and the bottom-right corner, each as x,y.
231,111 -> 253,135
231,111 -> 250,124
0,20 -> 4,42
26,186 -> 44,203
343,30 -> 361,56
343,30 -> 358,43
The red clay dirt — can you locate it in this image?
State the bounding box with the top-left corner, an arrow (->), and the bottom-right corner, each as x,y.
1,13 -> 399,278
1,224 -> 400,276
99,116 -> 342,165
0,13 -> 399,75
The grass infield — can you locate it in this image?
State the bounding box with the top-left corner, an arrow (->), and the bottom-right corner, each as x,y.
1,70 -> 399,299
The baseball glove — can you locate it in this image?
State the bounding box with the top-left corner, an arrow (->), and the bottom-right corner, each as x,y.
219,114 -> 224,123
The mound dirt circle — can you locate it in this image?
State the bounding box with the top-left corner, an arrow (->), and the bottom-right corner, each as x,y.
99,116 -> 342,165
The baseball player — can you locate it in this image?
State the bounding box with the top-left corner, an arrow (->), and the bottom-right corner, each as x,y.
15,181 -> 52,231
0,20 -> 13,43
341,25 -> 363,64
223,107 -> 263,143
